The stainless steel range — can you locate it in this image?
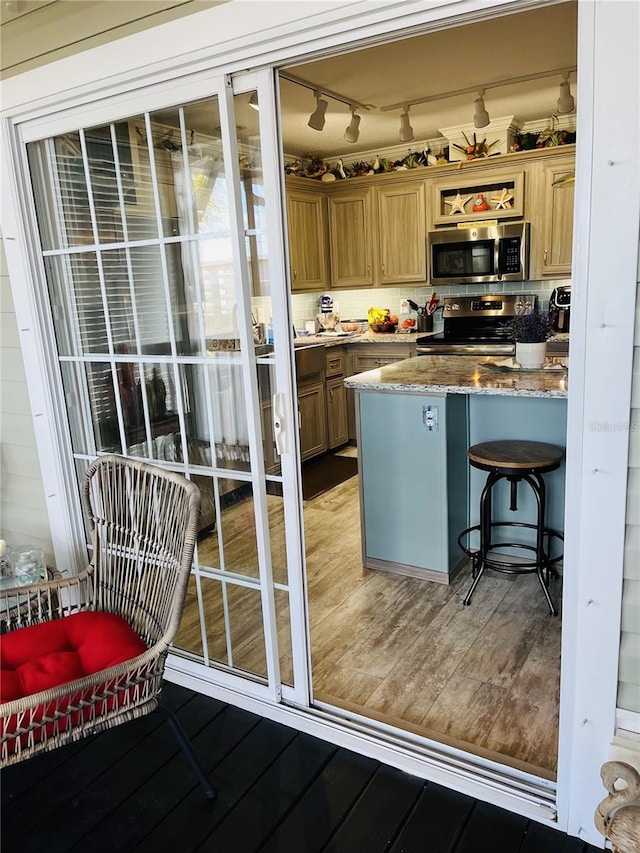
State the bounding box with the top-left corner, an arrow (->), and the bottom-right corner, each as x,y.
416,293 -> 538,356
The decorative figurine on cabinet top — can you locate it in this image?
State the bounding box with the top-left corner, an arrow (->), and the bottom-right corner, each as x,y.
472,193 -> 490,212
445,192 -> 473,215
491,187 -> 514,210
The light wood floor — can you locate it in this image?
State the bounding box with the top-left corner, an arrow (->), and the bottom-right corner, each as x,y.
174,462 -> 561,778
305,471 -> 561,778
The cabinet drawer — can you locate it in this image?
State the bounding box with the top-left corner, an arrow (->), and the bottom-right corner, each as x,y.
325,348 -> 345,377
353,354 -> 405,371
352,343 -> 415,373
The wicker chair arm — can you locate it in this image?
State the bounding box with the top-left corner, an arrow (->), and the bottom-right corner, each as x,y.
0,566 -> 95,633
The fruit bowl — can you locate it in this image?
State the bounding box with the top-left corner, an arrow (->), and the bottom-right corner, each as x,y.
370,322 -> 397,333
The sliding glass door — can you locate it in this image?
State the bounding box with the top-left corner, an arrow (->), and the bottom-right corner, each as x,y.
25,71 -> 307,704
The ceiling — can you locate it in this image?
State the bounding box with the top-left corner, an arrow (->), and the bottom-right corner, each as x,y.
278,2 -> 577,160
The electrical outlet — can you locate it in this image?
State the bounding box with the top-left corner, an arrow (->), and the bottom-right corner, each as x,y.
423,404 -> 438,431
400,299 -> 409,314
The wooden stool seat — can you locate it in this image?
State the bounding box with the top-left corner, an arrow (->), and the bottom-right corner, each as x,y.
468,440 -> 564,473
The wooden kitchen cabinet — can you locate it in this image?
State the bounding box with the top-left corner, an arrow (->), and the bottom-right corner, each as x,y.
327,187 -> 375,287
324,346 -> 348,449
298,380 -> 328,461
327,376 -> 349,448
351,342 -> 416,372
377,181 -> 426,284
347,342 -> 416,440
430,166 -> 525,226
527,150 -> 575,280
327,182 -> 426,287
540,157 -> 575,278
286,186 -> 329,291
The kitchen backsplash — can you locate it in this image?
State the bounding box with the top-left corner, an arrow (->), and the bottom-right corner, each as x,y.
283,280 -> 567,334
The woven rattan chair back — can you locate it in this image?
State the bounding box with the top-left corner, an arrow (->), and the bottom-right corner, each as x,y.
82,455 -> 201,646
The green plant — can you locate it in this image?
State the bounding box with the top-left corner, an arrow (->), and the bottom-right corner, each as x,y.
504,310 -> 552,343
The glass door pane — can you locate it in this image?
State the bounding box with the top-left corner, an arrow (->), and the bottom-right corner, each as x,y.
26,76 -> 300,699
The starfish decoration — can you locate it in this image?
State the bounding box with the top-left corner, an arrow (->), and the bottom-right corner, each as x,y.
445,192 -> 473,215
491,187 -> 514,210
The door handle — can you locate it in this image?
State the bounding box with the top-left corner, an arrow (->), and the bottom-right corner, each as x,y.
272,392 -> 286,455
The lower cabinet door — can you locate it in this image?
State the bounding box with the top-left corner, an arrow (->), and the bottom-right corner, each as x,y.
298,381 -> 328,460
327,377 -> 348,449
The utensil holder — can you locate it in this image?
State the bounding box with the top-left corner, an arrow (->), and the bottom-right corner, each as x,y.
417,314 -> 433,333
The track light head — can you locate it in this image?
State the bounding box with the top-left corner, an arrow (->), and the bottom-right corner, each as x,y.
399,107 -> 414,143
473,91 -> 490,129
344,108 -> 361,143
308,91 -> 329,131
556,76 -> 575,115
248,91 -> 259,111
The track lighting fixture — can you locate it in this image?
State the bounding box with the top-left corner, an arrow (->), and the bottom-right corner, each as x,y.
556,75 -> 575,115
344,107 -> 361,143
249,91 -> 259,111
308,90 -> 329,131
473,91 -> 490,128
399,107 -> 414,143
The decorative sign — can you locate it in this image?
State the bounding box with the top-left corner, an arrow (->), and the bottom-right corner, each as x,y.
456,220 -> 498,229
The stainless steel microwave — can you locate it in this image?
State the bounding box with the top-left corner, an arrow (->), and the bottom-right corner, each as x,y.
428,222 -> 529,285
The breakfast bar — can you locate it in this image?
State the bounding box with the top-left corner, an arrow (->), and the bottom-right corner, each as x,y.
345,355 -> 568,583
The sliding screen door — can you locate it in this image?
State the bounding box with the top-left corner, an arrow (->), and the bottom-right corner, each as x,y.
25,72 -> 306,704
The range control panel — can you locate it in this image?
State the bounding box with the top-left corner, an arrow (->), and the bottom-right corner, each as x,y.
442,294 -> 537,319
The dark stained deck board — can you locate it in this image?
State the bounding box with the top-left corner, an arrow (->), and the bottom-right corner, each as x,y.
322,764 -> 423,853
519,821 -> 594,852
72,703 -> 262,853
453,800 -> 529,853
255,748 -> 380,853
387,783 -> 476,853
0,683 -> 604,853
134,717 -> 308,851
193,732 -> 338,852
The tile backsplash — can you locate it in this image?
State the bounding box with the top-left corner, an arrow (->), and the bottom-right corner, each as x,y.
285,280 -> 567,333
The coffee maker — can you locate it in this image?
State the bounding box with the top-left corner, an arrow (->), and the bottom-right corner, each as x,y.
549,285 -> 571,333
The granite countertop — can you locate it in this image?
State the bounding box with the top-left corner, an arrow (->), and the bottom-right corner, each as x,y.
344,355 -> 568,398
294,330 -> 428,348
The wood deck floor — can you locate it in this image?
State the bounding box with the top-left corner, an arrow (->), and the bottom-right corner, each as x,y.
1,682 -> 602,853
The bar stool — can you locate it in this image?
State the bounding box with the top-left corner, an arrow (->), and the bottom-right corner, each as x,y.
457,440 -> 564,616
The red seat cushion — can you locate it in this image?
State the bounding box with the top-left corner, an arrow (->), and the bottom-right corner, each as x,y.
0,612 -> 147,702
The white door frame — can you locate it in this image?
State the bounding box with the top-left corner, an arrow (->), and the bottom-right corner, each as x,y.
2,0 -> 638,844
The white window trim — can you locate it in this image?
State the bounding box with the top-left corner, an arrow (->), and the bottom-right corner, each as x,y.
1,0 -> 639,846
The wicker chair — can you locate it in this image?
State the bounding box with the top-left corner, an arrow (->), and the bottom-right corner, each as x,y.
0,454 -> 214,797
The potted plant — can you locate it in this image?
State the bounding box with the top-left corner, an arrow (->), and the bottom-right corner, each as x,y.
504,309 -> 552,368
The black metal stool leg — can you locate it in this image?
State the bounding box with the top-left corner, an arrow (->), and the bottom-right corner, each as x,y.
525,473 -> 557,617
159,706 -> 216,799
464,471 -> 497,606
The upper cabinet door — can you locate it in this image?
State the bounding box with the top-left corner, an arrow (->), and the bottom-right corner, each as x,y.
376,181 -> 427,284
286,188 -> 329,291
327,188 -> 375,288
541,159 -> 575,278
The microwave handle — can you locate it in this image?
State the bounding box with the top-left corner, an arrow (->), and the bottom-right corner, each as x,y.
494,239 -> 502,280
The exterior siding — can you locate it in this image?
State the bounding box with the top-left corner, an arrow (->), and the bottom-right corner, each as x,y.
619,272 -> 640,715
0,237 -> 54,564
